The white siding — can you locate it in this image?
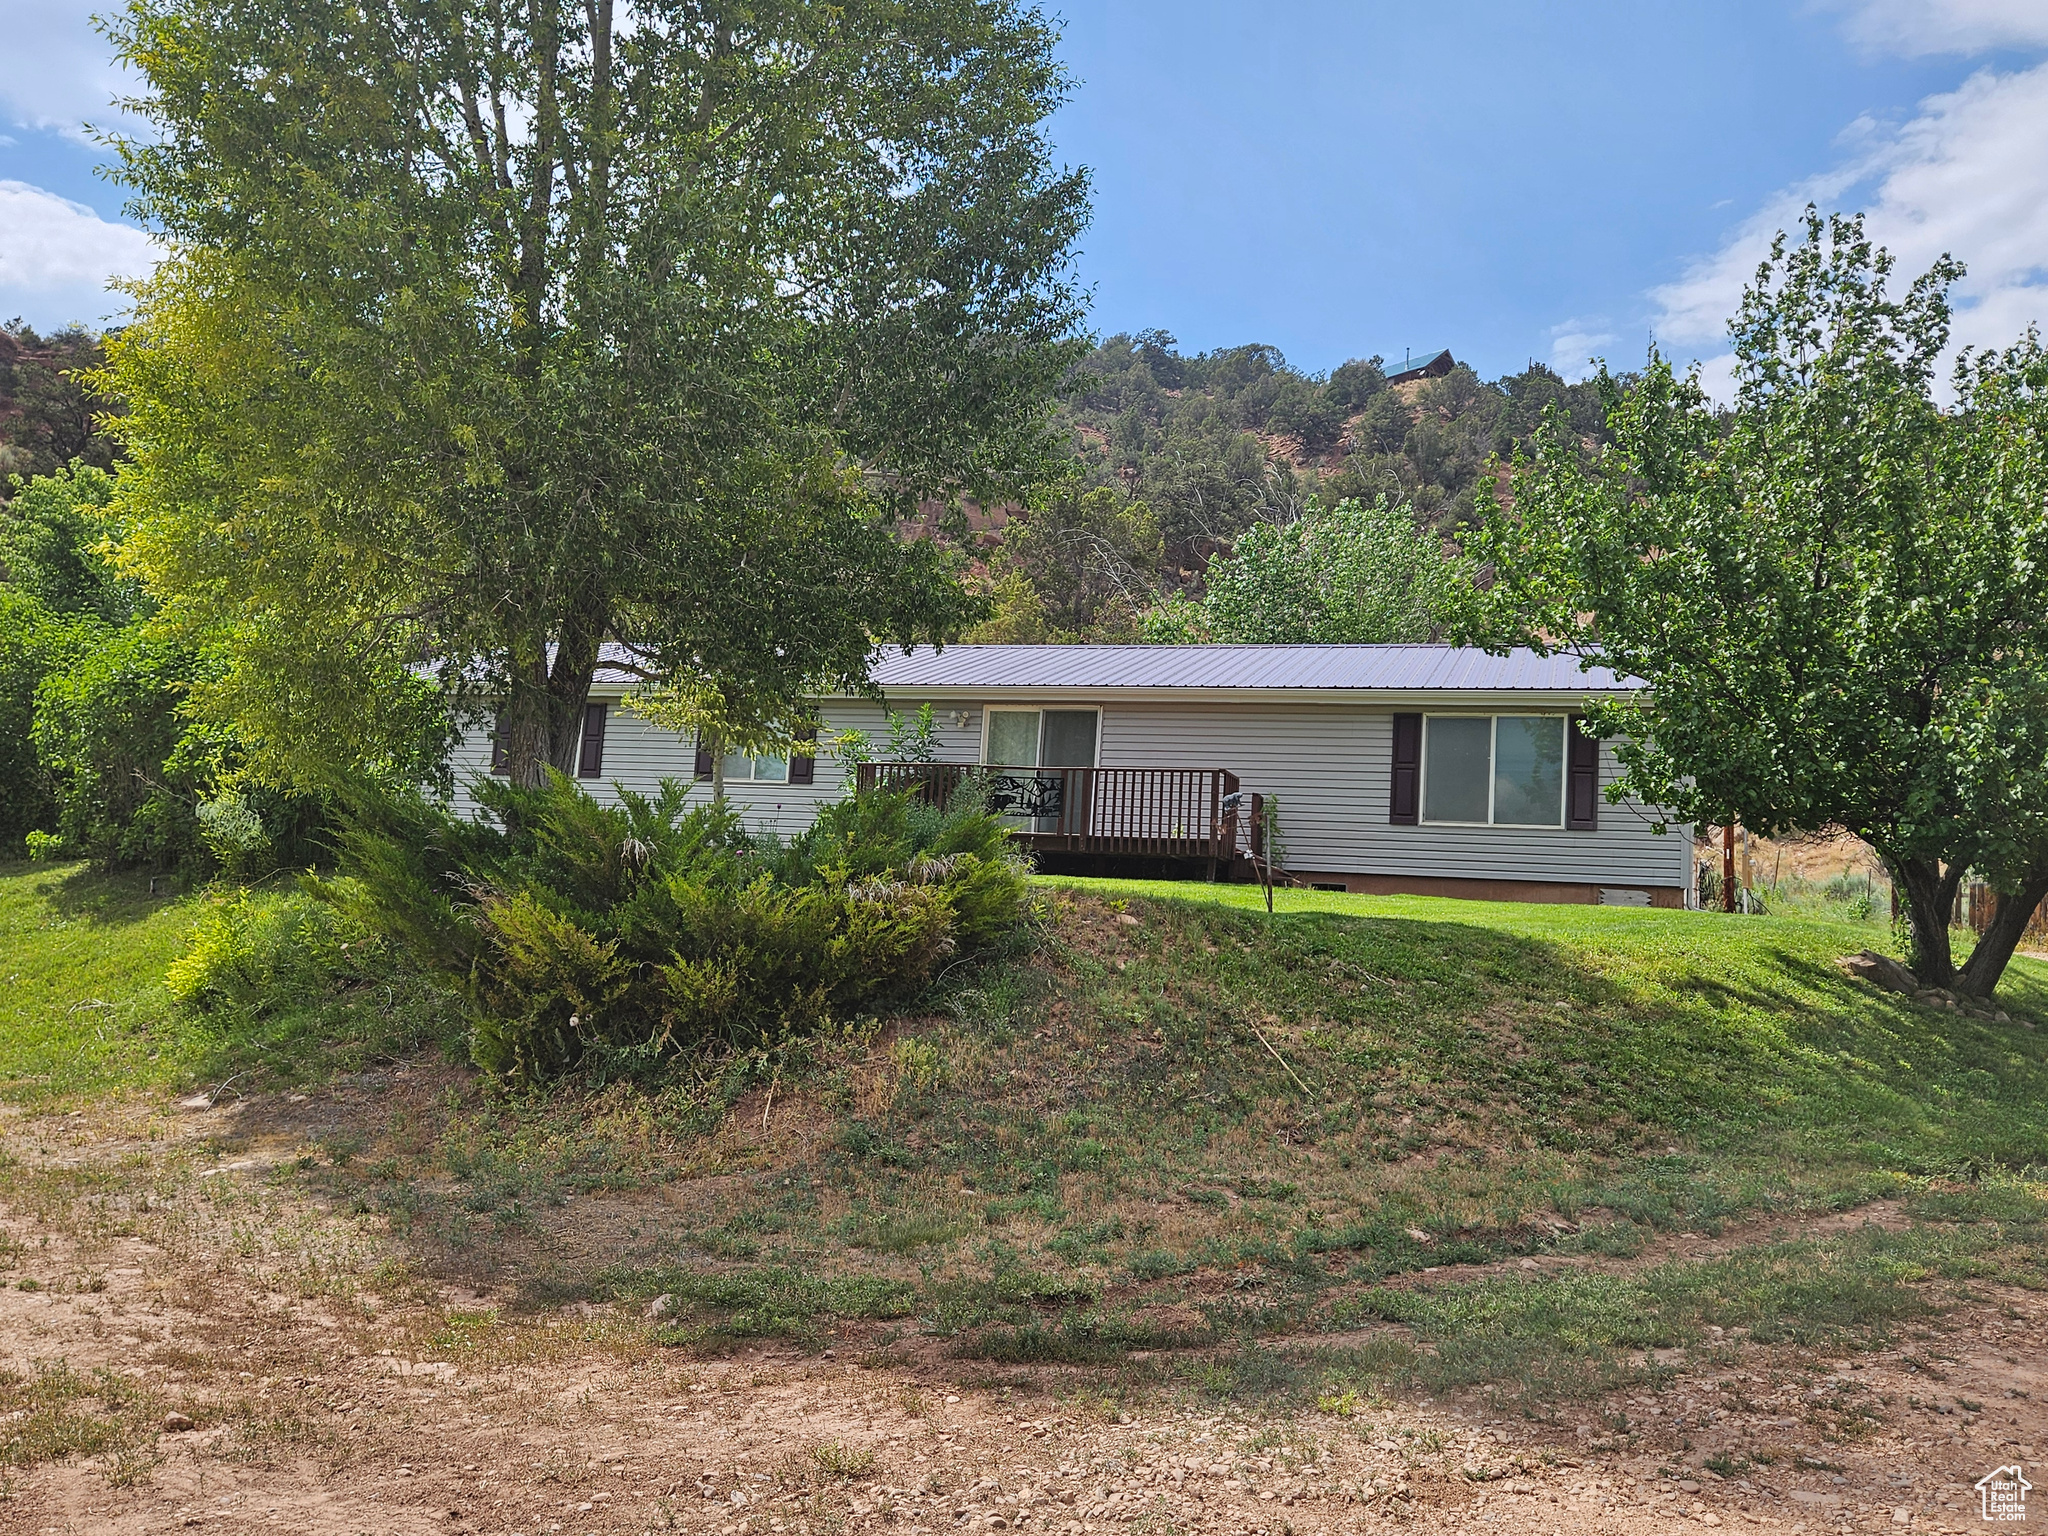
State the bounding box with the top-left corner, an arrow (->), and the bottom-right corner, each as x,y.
1094,702 -> 1689,889
447,700 -> 992,841
447,697 -> 1688,890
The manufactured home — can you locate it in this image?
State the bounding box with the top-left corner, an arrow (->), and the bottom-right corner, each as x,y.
452,643 -> 1691,907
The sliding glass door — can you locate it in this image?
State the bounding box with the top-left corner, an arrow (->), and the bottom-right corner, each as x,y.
983,709 -> 1098,831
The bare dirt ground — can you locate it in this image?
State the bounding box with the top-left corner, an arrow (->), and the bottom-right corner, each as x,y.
1,1092 -> 2043,1536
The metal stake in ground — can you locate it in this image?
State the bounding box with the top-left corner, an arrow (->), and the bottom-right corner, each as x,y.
1723,821 -> 1737,914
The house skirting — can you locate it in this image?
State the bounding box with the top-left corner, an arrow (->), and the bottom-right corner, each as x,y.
1288,871 -> 1685,908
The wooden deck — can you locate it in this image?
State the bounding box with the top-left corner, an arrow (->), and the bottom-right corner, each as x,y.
855,762 -> 1245,866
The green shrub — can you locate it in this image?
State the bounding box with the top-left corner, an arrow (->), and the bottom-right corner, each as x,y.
328,773 -> 1028,1086
891,1035 -> 947,1092
166,889 -> 352,1015
194,795 -> 272,880
0,590 -> 97,856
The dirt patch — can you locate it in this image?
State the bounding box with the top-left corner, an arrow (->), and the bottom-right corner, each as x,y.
2,1102 -> 2044,1535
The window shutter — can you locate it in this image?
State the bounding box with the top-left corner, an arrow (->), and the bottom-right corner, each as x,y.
788,721 -> 817,786
577,702 -> 608,779
1389,713 -> 1421,824
693,732 -> 713,781
1566,714 -> 1600,830
490,711 -> 510,775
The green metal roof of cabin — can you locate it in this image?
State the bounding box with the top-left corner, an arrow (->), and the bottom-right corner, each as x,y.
1385,348 -> 1453,374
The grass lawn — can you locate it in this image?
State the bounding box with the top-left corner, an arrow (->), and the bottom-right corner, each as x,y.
260,874 -> 2048,1409
0,859 -> 460,1105
1041,877 -> 2048,1181
5,858 -> 2045,1415
0,859 -> 207,1103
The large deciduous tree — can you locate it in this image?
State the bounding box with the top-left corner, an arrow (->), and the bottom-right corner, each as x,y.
102,0 -> 1089,786
1465,213 -> 2048,997
1144,495 -> 1463,645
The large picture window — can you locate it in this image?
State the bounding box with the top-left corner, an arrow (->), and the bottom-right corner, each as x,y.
1422,715 -> 1564,827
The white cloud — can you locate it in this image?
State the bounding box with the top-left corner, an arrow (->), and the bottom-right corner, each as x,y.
1651,61 -> 2048,388
1822,0 -> 2048,57
0,180 -> 153,325
0,0 -> 140,141
1546,318 -> 1618,382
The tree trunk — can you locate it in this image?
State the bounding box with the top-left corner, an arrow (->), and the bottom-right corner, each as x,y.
1954,867 -> 2048,998
1884,853 -> 1963,988
541,598 -> 605,779
500,642 -> 554,790
499,595 -> 609,787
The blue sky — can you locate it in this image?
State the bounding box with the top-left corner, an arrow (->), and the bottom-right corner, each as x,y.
5,0 -> 2047,388
1050,1 -> 2035,378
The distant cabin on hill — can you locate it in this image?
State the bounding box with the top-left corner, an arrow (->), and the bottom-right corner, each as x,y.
1382,348 -> 1456,385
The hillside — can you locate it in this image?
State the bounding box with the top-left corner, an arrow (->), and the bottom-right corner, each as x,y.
958,335 -> 1617,642
0,321 -> 115,490
2,860 -> 2045,1529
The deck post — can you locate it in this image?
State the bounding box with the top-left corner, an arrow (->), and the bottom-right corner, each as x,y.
1206,769 -> 1220,882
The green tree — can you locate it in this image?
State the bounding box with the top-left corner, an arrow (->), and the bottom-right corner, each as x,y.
0,592 -> 76,853
1266,375 -> 1345,454
989,485 -> 1162,640
0,323 -> 119,490
0,463 -> 140,622
0,465 -> 138,854
103,0 -> 1090,789
1465,213 -> 2048,997
1324,355 -> 1386,411
959,565 -> 1052,643
1145,495 -> 1462,645
31,626 -> 208,871
1350,388 -> 1414,456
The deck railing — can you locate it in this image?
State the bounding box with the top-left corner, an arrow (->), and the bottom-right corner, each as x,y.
855,762 -> 1244,859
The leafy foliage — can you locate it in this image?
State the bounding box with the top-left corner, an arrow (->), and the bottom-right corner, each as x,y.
974,485 -> 1163,640
968,332 -> 1613,641
1143,494 -> 1465,644
0,463 -> 348,875
0,322 -> 119,489
30,623 -> 211,873
323,775 -> 1028,1086
0,591 -> 89,855
0,464 -> 138,622
0,466 -> 149,858
103,0 -> 1089,788
1465,212 -> 2048,997
165,888 -> 354,1015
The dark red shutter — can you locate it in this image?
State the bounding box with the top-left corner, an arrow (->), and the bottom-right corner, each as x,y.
1389,713 -> 1421,824
1566,714 -> 1600,830
788,721 -> 816,786
490,711 -> 510,775
693,733 -> 713,780
577,702 -> 608,779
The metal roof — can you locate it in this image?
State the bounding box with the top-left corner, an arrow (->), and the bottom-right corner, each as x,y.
863,644 -> 1631,695
1383,348 -> 1455,381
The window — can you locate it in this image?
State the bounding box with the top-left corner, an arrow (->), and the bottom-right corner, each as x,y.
721,749 -> 789,785
694,725 -> 815,786
982,708 -> 1099,768
1422,715 -> 1564,827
